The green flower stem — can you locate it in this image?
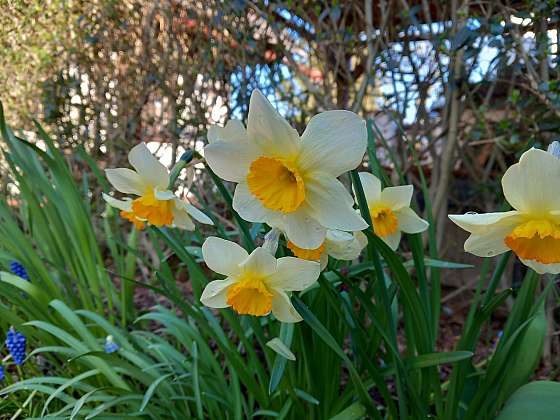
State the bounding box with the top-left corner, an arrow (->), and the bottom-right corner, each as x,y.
350,169 -> 410,419
206,166 -> 255,251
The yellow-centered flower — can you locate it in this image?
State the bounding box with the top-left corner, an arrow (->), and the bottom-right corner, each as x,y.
287,229 -> 367,270
104,143 -> 213,230
449,148 -> 560,274
200,237 -> 320,322
204,90 -> 368,249
356,172 -> 429,250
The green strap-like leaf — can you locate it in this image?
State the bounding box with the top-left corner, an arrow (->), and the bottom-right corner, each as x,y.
496,381 -> 560,420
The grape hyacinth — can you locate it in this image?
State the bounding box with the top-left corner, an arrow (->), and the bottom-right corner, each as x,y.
10,261 -> 30,281
104,335 -> 119,354
6,327 -> 27,365
0,364 -> 4,381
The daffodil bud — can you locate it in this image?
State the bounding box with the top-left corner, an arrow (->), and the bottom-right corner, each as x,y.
167,150 -> 195,189
180,150 -> 194,163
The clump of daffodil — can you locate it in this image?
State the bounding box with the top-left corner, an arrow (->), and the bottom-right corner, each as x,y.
356,172 -> 429,250
200,237 -> 320,322
104,143 -> 213,230
450,146 -> 560,274
286,229 -> 367,270
204,90 -> 368,249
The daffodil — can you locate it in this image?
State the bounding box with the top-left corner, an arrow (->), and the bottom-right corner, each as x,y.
204,90 -> 368,249
104,143 -> 213,230
449,147 -> 560,274
200,237 -> 320,322
356,172 -> 429,250
286,229 -> 367,270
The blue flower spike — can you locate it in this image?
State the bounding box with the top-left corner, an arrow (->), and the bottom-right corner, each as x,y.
0,364 -> 4,381
10,261 -> 30,281
6,327 -> 27,366
104,335 -> 119,354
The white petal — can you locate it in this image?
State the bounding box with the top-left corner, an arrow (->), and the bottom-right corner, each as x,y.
395,207 -> 429,234
271,291 -> 302,323
172,206 -> 195,230
281,208 -> 327,249
128,143 -> 169,189
154,189 -> 176,200
208,120 -> 247,144
105,168 -> 145,195
204,141 -> 259,183
232,182 -> 276,223
380,185 -> 413,210
202,237 -> 248,276
247,90 -> 300,158
200,278 -> 236,308
308,172 -> 354,206
240,247 -> 277,277
184,203 -> 214,225
382,231 -> 402,251
462,220 -> 520,257
449,211 -> 522,234
464,233 -> 510,257
102,193 -> 132,212
305,173 -> 368,231
502,148 -> 560,213
325,230 -> 367,260
520,259 -> 560,275
299,110 -> 367,176
326,229 -> 353,244
266,257 -> 320,291
356,172 -> 381,203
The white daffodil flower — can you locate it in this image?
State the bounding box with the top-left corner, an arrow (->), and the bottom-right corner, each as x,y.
104,143 -> 213,230
204,90 -> 368,249
200,237 -> 320,323
286,229 -> 368,270
356,172 -> 429,250
450,147 -> 560,274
